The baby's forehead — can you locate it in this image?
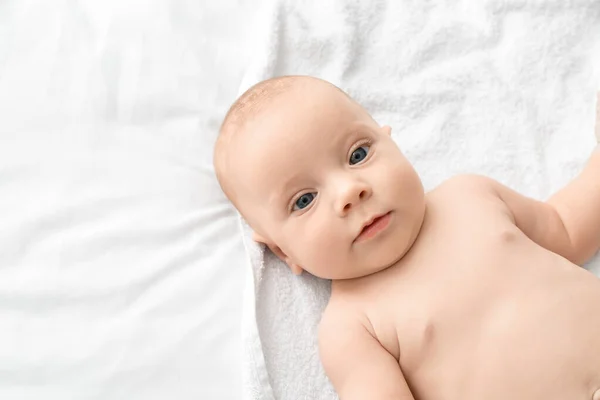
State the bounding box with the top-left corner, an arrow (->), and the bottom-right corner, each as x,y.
231,106 -> 372,173
221,84 -> 375,194
231,130 -> 304,181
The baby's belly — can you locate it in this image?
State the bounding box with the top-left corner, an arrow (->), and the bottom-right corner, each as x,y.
394,246 -> 600,400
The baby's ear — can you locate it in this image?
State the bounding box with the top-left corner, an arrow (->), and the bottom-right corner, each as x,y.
381,125 -> 392,136
287,263 -> 304,276
252,231 -> 266,244
252,232 -> 304,275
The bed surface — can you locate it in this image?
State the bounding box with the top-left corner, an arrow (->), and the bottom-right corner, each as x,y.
0,1 -> 260,398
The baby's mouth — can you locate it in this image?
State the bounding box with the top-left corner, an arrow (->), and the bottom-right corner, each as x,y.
355,212 -> 392,243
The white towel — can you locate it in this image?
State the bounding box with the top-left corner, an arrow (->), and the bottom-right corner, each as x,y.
238,1 -> 600,399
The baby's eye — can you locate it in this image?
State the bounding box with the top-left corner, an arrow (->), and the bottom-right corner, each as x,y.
349,144 -> 370,165
293,192 -> 316,211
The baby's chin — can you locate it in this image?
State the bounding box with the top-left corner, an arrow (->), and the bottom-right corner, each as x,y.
311,260 -> 398,280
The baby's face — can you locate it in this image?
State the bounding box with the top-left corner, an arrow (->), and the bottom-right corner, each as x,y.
229,84 -> 425,279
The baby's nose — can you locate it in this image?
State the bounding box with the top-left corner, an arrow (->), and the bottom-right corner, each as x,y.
335,181 -> 372,216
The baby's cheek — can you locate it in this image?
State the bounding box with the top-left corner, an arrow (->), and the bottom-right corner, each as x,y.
305,221 -> 342,268
372,157 -> 402,183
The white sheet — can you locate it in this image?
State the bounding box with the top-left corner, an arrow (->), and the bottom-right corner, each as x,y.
0,1 -> 262,398
239,0 -> 600,399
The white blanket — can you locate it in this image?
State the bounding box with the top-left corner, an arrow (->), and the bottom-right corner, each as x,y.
239,0 -> 600,399
0,1 -> 263,398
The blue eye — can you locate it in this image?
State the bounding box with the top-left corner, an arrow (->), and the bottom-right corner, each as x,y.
293,192 -> 316,211
349,145 -> 370,165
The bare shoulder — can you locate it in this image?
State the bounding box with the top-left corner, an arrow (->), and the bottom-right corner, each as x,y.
318,296 -> 371,346
318,297 -> 413,399
318,295 -> 375,363
428,174 -> 506,210
424,174 -> 516,235
432,173 -> 499,197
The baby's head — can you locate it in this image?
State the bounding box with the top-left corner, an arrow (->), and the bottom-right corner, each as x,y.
214,76 -> 425,280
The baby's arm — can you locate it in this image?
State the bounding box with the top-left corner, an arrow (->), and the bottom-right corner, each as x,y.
472,94 -> 600,265
544,151 -> 600,264
319,311 -> 414,400
488,154 -> 600,265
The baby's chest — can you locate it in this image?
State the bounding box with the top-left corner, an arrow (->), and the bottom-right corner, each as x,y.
363,248 -> 600,400
366,295 -> 600,400
367,235 -> 566,358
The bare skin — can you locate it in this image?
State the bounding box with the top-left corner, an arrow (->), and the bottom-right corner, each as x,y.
215,76 -> 600,400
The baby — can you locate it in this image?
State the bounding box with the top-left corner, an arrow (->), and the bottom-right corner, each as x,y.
214,75 -> 600,400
